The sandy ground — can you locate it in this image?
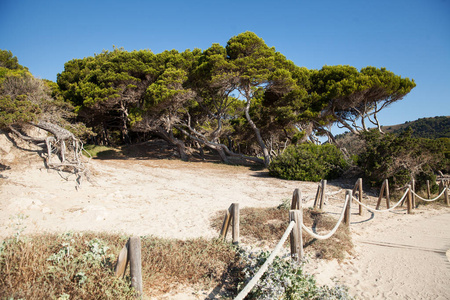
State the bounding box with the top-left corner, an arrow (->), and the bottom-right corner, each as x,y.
1,136 -> 449,299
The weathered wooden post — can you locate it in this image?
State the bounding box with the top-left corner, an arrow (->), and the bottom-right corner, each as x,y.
353,178 -> 363,216
411,179 -> 416,209
427,180 -> 431,199
445,186 -> 449,206
114,240 -> 129,278
376,180 -> 386,210
313,180 -> 322,209
344,190 -> 352,226
129,236 -> 143,297
407,185 -> 412,214
219,205 -> 233,239
291,188 -> 300,210
439,180 -> 444,194
289,208 -> 303,261
385,179 -> 390,209
376,179 -> 388,210
319,179 -> 327,209
232,203 -> 240,245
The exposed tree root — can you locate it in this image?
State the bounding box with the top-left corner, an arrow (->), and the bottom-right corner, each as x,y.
8,121 -> 93,188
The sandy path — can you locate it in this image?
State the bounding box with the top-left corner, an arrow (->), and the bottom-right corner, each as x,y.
308,208 -> 450,299
1,154 -> 449,299
0,158 -> 319,240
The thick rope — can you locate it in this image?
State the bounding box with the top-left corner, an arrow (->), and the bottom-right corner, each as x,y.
234,221 -> 296,300
351,188 -> 409,213
301,194 -> 349,240
411,187 -> 447,202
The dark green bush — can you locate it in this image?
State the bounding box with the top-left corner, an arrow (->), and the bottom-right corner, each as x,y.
358,129 -> 447,189
268,143 -> 348,181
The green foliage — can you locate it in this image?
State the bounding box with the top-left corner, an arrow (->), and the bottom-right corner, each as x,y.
238,249 -> 353,299
358,129 -> 447,188
269,143 -> 348,181
0,49 -> 27,71
0,95 -> 40,128
390,116 -> 450,139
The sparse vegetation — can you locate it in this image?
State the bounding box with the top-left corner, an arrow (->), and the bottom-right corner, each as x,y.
211,204 -> 353,261
238,250 -> 353,299
0,232 -> 240,299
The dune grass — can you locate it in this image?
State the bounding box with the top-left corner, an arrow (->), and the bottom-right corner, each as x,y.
0,232 -> 240,299
211,202 -> 353,261
1,201 -> 354,299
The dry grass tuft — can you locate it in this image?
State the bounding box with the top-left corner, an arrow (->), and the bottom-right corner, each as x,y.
211,205 -> 353,261
0,232 -> 241,299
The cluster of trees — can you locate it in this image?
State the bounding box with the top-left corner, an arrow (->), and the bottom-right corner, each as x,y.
357,128 -> 449,189
1,32 -> 418,170
53,32 -> 416,167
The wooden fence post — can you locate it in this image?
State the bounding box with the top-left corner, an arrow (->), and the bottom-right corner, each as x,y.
291,188 -> 300,210
407,185 -> 412,214
427,180 -> 431,199
313,180 -> 322,209
114,240 -> 129,278
385,179 -> 390,209
439,180 -> 444,194
376,179 -> 386,210
129,236 -> 143,297
353,178 -> 363,216
319,179 -> 327,209
411,179 -> 416,209
445,186 -> 449,206
232,203 -> 240,245
344,190 -> 352,226
219,205 -> 233,239
289,209 -> 303,261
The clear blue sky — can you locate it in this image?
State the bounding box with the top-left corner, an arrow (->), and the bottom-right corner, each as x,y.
1,0 -> 449,134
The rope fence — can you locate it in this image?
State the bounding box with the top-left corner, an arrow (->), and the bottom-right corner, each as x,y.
351,188 -> 410,213
234,221 -> 296,300
232,177 -> 448,299
411,188 -> 447,202
301,193 -> 350,240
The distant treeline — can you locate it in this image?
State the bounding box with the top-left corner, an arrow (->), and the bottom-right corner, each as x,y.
385,116 -> 450,139
336,116 -> 450,140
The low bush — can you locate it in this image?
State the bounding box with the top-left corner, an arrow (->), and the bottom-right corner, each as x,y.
238,249 -> 353,299
268,143 -> 348,181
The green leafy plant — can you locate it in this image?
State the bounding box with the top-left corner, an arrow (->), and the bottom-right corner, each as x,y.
237,248 -> 353,299
269,143 -> 348,181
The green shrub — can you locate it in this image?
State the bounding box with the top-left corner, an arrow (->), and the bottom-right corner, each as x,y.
358,129 -> 447,189
268,143 -> 348,181
237,249 -> 353,299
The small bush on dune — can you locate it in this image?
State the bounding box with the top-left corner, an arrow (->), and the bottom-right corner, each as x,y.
268,143 -> 348,181
238,249 -> 353,300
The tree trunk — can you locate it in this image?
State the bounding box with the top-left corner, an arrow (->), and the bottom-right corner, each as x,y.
244,97 -> 270,168
154,126 -> 188,161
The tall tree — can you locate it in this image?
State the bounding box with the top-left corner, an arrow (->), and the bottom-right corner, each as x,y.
1,50 -> 90,183
309,65 -> 416,139
57,48 -> 157,145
